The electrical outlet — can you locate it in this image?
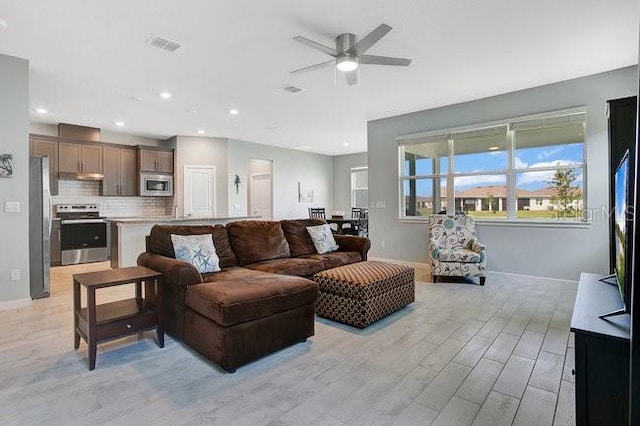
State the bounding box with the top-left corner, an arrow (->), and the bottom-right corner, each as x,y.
380,240 -> 386,248
5,201 -> 20,212
10,269 -> 20,281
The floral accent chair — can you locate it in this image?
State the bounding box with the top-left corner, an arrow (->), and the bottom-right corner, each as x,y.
427,214 -> 487,285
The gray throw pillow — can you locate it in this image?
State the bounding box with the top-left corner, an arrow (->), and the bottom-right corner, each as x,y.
170,234 -> 221,273
306,224 -> 339,254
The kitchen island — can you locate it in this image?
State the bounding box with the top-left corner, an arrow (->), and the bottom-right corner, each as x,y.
107,216 -> 259,268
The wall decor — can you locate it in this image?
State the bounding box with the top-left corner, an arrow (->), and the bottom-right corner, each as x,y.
233,174 -> 242,194
0,153 -> 13,178
298,181 -> 314,203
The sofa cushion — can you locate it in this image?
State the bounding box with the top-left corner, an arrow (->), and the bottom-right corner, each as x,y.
149,224 -> 238,268
185,272 -> 318,327
171,234 -> 220,273
226,221 -> 291,265
436,248 -> 482,263
300,251 -> 362,270
281,218 -> 326,257
244,257 -> 325,277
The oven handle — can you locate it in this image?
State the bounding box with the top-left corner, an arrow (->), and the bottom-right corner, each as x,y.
61,219 -> 106,224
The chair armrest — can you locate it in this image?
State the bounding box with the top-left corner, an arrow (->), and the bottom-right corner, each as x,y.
468,239 -> 486,253
428,241 -> 441,261
137,252 -> 203,288
334,235 -> 371,261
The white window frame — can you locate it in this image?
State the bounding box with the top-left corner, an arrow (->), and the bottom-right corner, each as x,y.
350,166 -> 368,208
397,107 -> 587,224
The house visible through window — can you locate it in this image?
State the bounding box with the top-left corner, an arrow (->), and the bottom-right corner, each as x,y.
351,166 -> 368,209
398,110 -> 586,221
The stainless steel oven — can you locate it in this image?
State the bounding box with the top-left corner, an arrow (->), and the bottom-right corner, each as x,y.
140,173 -> 173,196
57,204 -> 108,265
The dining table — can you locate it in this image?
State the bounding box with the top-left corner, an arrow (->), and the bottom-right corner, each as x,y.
326,216 -> 359,235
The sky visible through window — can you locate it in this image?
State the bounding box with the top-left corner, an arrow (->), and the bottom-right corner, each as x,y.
408,142 -> 583,196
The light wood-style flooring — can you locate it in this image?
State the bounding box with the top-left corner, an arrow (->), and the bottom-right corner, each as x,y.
0,262 -> 577,425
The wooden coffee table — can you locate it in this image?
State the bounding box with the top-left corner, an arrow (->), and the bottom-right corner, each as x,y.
73,266 -> 164,370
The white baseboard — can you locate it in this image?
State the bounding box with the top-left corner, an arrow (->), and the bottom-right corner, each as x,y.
369,257 -> 577,286
488,270 -> 578,285
0,297 -> 31,311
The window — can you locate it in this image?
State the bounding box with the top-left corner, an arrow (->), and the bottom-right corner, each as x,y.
398,110 -> 586,221
401,135 -> 447,217
351,167 -> 368,208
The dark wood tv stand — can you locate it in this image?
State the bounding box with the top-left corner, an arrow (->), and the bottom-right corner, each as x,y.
571,272 -> 630,425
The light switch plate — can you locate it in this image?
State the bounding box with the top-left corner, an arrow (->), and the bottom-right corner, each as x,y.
10,269 -> 20,281
5,201 -> 20,212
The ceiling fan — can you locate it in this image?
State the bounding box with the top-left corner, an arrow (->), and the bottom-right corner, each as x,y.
290,24 -> 412,86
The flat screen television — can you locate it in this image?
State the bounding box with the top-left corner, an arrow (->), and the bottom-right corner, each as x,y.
600,149 -> 633,318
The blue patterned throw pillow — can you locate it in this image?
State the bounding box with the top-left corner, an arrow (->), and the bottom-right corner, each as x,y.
170,234 -> 220,273
306,224 -> 339,254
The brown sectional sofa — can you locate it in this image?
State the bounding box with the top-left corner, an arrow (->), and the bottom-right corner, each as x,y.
137,218 -> 370,372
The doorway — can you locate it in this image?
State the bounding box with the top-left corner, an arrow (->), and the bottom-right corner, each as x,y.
248,159 -> 273,220
184,165 -> 216,217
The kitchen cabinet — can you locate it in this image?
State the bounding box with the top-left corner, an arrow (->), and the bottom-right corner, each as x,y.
138,147 -> 173,173
51,219 -> 61,266
30,136 -> 59,195
59,141 -> 103,175
102,146 -> 137,196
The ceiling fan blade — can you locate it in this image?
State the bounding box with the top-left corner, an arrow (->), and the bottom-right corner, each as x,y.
359,55 -> 412,66
344,69 -> 358,86
293,36 -> 338,57
347,24 -> 392,56
290,60 -> 335,74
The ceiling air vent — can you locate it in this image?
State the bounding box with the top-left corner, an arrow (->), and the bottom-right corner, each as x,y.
282,85 -> 303,94
147,35 -> 181,52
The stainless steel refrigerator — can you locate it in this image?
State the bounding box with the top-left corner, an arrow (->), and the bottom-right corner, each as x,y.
29,156 -> 51,299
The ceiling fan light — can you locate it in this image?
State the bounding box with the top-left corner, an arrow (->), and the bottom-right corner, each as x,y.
336,56 -> 358,72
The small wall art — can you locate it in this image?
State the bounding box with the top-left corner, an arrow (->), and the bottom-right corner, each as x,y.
298,181 -> 314,203
0,153 -> 13,178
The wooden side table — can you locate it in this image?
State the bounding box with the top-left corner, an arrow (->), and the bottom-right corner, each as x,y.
73,266 -> 164,370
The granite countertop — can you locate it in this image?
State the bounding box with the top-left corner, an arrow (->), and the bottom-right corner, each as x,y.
105,215 -> 258,224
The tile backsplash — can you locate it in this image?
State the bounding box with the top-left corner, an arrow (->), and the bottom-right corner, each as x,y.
53,180 -> 173,217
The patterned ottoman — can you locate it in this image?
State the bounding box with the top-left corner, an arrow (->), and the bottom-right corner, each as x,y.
313,261 -> 415,328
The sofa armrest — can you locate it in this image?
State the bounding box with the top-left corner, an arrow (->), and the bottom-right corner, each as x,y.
137,252 -> 203,288
334,235 -> 371,261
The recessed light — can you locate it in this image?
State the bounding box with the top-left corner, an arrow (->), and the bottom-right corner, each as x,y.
197,130 -> 205,135
229,109 -> 239,115
35,108 -> 48,114
114,121 -> 125,126
342,142 -> 349,147
159,92 -> 172,99
488,146 -> 500,151
129,96 -> 143,102
187,109 -> 197,114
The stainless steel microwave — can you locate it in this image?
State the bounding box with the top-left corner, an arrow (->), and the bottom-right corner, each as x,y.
140,173 -> 173,196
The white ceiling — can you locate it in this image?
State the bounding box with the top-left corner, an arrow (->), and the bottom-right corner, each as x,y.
0,0 -> 638,155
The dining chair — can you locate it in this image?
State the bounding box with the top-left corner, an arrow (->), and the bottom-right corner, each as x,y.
344,207 -> 367,235
308,207 -> 326,219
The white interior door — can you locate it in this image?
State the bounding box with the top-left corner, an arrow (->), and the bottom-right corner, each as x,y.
184,166 -> 215,217
249,172 -> 272,220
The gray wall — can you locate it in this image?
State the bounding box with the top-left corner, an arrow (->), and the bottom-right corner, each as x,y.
368,66 -> 638,280
174,136 -> 229,218
0,54 -> 30,303
227,139 -> 334,220
333,152 -> 367,214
